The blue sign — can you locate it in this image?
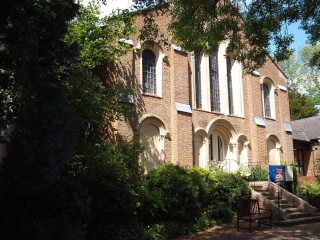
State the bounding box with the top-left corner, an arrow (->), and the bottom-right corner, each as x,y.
269,165 -> 285,182
269,165 -> 294,182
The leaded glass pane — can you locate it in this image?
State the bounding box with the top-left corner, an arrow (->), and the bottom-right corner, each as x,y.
226,56 -> 234,115
195,53 -> 202,108
209,51 -> 220,112
263,83 -> 271,117
142,49 -> 157,94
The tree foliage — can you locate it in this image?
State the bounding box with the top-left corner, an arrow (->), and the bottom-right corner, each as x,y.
0,1 -> 143,239
288,90 -> 318,120
133,0 -> 320,70
63,1 -> 136,140
277,44 -> 320,119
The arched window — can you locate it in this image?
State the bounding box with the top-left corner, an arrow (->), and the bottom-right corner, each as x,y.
226,56 -> 234,115
194,52 -> 202,108
142,49 -> 157,94
209,50 -> 220,112
263,83 -> 271,117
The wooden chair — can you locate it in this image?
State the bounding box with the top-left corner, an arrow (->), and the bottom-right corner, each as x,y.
237,199 -> 272,232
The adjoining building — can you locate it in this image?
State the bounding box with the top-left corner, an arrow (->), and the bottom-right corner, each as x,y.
292,116 -> 320,181
111,11 -> 294,172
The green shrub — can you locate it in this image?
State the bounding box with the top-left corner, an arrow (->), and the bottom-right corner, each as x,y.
140,165 -> 251,239
37,138 -> 144,240
249,166 -> 269,181
140,164 -> 201,224
208,169 -> 251,223
296,183 -> 320,202
146,221 -> 189,240
187,167 -> 216,207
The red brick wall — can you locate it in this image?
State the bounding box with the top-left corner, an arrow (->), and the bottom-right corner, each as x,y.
111,12 -> 294,169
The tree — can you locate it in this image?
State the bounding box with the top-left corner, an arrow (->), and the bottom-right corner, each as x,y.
0,0 -> 80,238
133,0 -> 320,70
0,1 -> 144,239
277,44 -> 320,119
288,90 -> 318,120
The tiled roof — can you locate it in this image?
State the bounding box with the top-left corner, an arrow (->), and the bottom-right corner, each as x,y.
291,116 -> 320,141
292,130 -> 309,142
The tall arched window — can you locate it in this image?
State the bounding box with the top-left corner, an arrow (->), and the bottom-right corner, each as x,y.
226,56 -> 234,115
194,52 -> 202,108
209,50 -> 220,112
263,83 -> 271,117
142,49 -> 157,94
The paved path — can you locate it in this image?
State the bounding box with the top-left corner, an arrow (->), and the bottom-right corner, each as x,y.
175,222 -> 320,240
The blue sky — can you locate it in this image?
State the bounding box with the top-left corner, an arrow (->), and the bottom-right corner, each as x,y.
287,22 -> 308,51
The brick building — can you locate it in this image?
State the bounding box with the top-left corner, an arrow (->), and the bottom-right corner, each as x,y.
112,12 -> 294,172
292,116 -> 320,179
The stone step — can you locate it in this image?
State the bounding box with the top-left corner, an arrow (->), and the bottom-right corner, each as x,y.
274,215 -> 320,226
279,203 -> 296,208
272,199 -> 289,204
285,207 -> 302,213
259,194 -> 276,199
287,212 -> 311,219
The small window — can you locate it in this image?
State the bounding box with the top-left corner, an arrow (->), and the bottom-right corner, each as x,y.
263,83 -> 271,117
294,150 -> 304,176
142,49 -> 157,94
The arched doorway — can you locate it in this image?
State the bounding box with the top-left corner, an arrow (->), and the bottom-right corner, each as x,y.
206,119 -> 238,171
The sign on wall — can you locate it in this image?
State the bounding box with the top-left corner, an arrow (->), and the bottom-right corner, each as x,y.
269,165 -> 294,182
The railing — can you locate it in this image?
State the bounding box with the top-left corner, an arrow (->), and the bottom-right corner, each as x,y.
208,159 -> 269,173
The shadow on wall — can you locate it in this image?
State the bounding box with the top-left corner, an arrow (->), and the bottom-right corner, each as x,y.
108,52 -> 147,133
139,118 -> 166,172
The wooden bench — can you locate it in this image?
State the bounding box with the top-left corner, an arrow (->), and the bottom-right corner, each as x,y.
237,199 -> 272,232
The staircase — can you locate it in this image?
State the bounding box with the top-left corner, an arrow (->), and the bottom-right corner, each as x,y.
250,181 -> 320,225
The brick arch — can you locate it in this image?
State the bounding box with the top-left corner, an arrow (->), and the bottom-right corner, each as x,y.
206,118 -> 238,144
138,114 -> 167,136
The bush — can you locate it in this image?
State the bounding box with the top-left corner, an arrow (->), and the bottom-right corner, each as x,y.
187,167 -> 217,207
209,170 -> 251,223
140,164 -> 201,224
36,138 -> 145,240
296,183 -> 320,202
146,221 -> 189,240
249,166 -> 269,181
140,165 -> 251,239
